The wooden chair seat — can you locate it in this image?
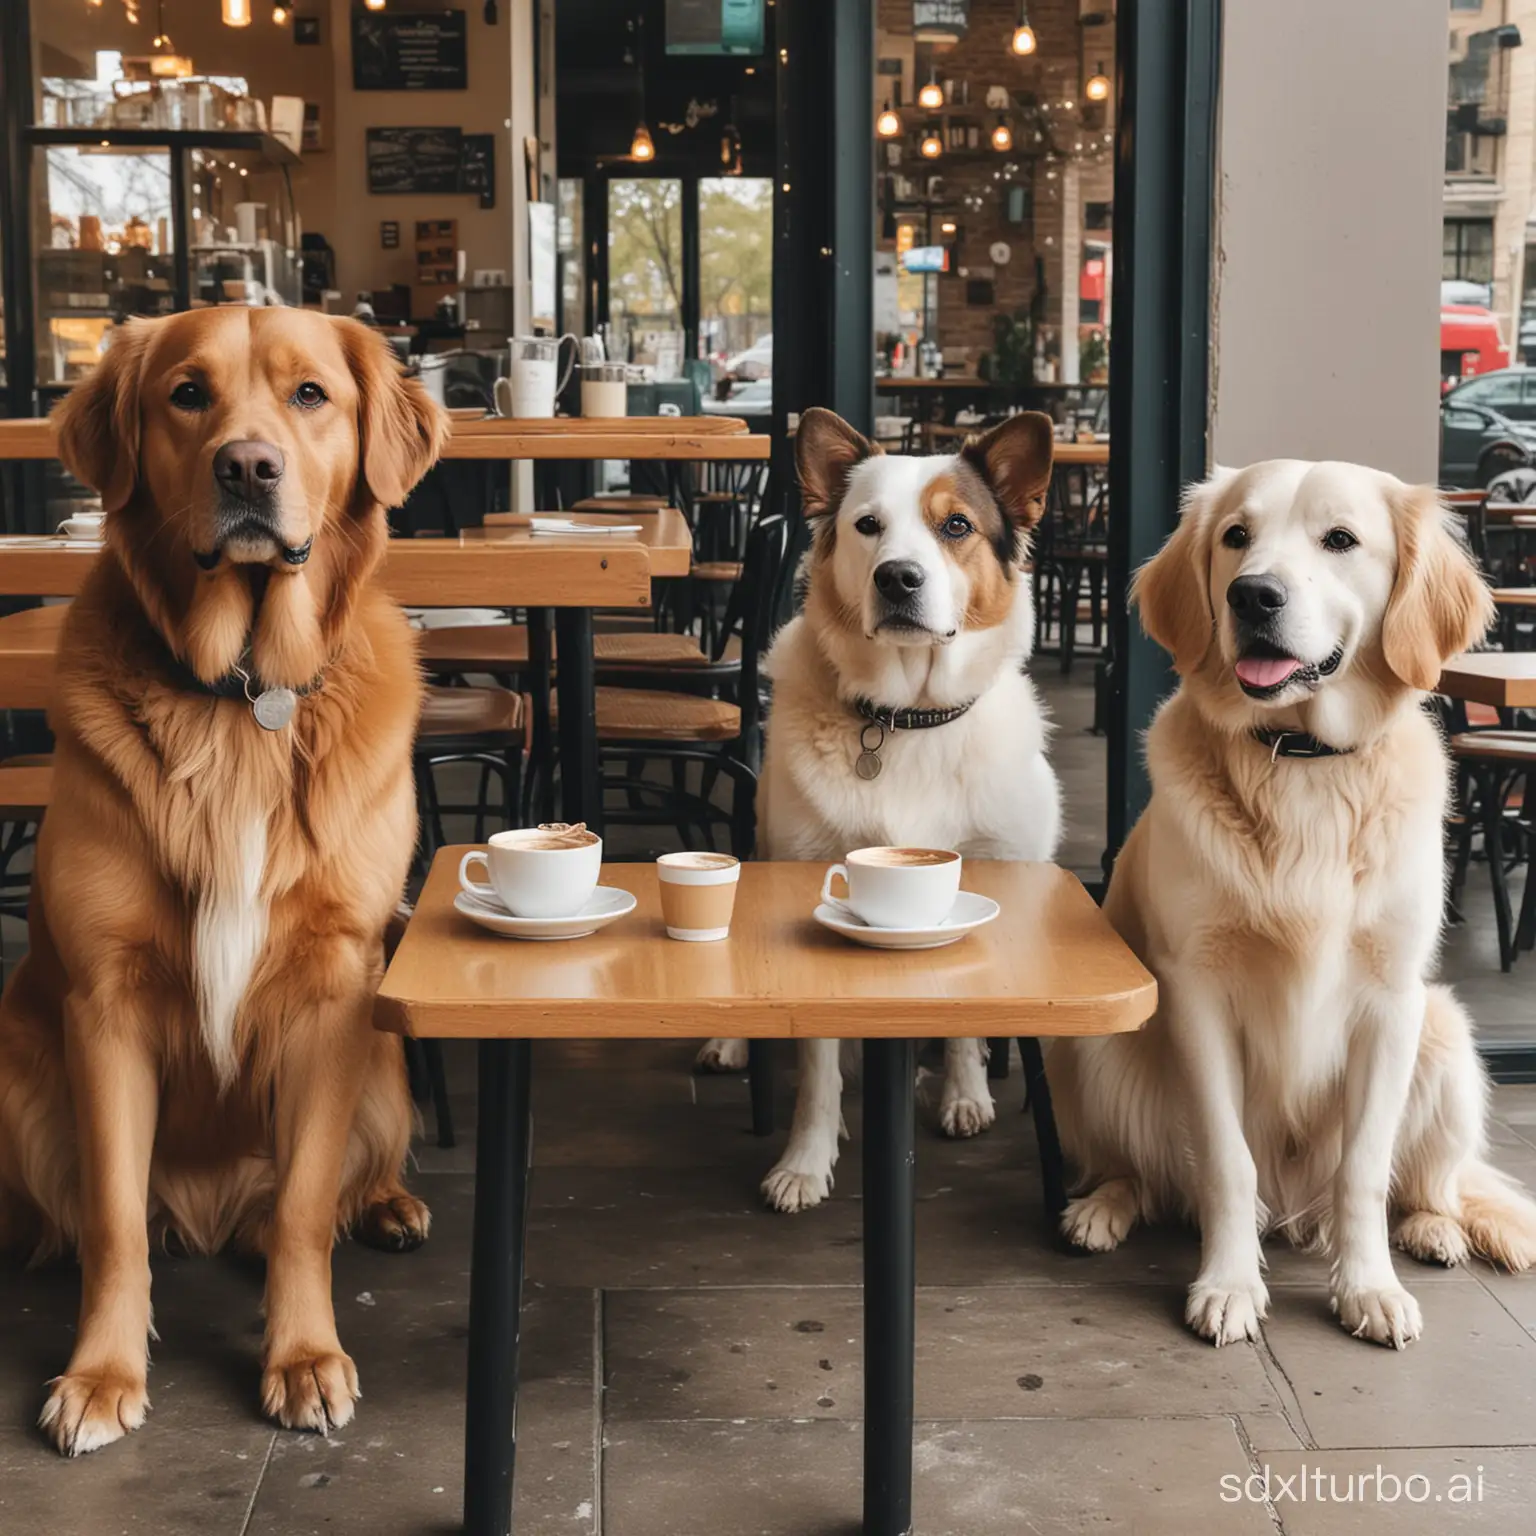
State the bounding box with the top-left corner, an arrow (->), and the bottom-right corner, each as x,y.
1450,731 -> 1536,764
419,686 -> 526,739
570,495 -> 669,513
594,632 -> 717,667
420,624 -> 530,672
548,687 -> 740,742
0,763 -> 53,817
692,490 -> 741,505
691,561 -> 743,582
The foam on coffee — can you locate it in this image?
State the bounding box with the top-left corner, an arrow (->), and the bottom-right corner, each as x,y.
513,822 -> 599,851
851,847 -> 958,868
663,852 -> 739,871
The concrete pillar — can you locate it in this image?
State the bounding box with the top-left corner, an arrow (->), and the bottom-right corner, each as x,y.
1212,0 -> 1446,481
1060,162 -> 1081,385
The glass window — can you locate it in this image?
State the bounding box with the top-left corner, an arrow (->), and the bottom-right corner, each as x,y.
558,179 -> 585,340
698,177 -> 773,381
1444,219 -> 1495,283
607,178 -> 683,370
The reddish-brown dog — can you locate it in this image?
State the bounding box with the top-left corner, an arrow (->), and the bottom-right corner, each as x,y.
0,307 -> 447,1454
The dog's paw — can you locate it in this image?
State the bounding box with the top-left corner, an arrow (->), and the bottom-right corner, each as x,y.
39,1367 -> 149,1457
696,1037 -> 748,1073
1332,1282 -> 1422,1349
762,1161 -> 833,1213
262,1348 -> 360,1433
1185,1277 -> 1269,1347
938,1088 -> 995,1140
1061,1186 -> 1136,1253
356,1191 -> 431,1252
1394,1211 -> 1469,1269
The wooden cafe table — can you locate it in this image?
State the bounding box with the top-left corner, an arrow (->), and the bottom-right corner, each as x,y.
1437,650 -> 1536,711
377,854 -> 1158,1536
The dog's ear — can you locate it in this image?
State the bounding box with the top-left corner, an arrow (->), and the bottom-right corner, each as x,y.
1381,485 -> 1494,692
795,407 -> 880,519
1133,475 -> 1223,675
961,411 -> 1055,529
337,318 -> 449,509
53,321 -> 151,513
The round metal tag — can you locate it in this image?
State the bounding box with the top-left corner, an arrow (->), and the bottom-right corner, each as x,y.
855,750 -> 883,780
252,686 -> 298,731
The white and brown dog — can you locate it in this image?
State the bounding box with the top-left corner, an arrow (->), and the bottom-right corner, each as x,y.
1051,461 -> 1536,1349
701,407 -> 1063,1211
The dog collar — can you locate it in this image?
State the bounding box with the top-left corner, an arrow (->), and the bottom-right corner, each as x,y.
161,642 -> 323,731
1251,727 -> 1354,762
851,695 -> 975,780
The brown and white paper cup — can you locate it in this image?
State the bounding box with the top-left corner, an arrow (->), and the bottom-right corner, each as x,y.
656,852 -> 741,941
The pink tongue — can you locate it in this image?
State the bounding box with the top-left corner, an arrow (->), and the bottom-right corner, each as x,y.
1235,655 -> 1302,688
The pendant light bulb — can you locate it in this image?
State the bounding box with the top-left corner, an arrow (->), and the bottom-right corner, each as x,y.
222,0 -> 252,25
920,128 -> 943,160
917,74 -> 944,110
631,123 -> 655,161
1010,4 -> 1037,56
1085,63 -> 1111,103
991,118 -> 1013,152
365,0 -> 387,10
273,3 -> 290,23
876,102 -> 901,138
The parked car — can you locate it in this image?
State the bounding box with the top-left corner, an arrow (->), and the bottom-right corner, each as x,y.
721,334 -> 772,381
1444,365 -> 1536,421
1441,304 -> 1511,390
703,377 -> 772,416
1439,397 -> 1536,488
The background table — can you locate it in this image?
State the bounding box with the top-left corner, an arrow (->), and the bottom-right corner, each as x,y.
379,854 -> 1157,1536
1438,651 -> 1536,710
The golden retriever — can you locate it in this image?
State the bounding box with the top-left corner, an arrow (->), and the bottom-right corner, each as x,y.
1049,461 -> 1536,1349
0,307 -> 447,1453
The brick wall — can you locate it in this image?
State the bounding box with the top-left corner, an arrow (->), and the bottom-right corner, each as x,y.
877,0 -> 1115,375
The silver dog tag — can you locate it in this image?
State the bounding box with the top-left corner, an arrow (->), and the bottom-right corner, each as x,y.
855,750 -> 883,780
252,687 -> 298,731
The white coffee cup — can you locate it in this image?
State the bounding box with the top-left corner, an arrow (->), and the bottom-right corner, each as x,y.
820,847 -> 961,929
459,826 -> 602,918
656,851 -> 741,941
58,512 -> 105,540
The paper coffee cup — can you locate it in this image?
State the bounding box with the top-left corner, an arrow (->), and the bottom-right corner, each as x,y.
657,852 -> 740,941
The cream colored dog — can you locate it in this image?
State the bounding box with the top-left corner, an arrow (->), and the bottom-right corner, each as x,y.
1050,460 -> 1536,1350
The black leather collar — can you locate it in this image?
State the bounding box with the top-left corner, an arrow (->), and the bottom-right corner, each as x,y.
1252,727 -> 1353,760
159,640 -> 323,705
854,695 -> 975,731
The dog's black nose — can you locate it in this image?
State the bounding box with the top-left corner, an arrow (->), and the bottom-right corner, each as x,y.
1226,573 -> 1287,622
874,560 -> 926,600
214,440 -> 285,502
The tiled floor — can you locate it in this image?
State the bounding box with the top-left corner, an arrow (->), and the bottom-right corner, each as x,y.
3,668 -> 1536,1534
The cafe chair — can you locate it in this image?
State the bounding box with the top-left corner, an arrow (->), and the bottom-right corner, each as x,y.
1448,729 -> 1536,970
413,685 -> 528,862
1033,464 -> 1109,675
0,758 -> 50,925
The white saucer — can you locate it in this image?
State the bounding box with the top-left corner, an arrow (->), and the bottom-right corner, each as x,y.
455,885 -> 636,940
812,890 -> 1001,950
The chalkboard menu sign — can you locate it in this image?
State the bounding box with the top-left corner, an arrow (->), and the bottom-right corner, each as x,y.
367,128 -> 464,194
367,127 -> 496,204
352,8 -> 468,91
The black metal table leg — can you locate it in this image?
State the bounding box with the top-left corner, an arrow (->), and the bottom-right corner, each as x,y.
464,1039 -> 532,1536
1018,1037 -> 1068,1217
748,1039 -> 774,1136
863,1037 -> 916,1536
553,606 -> 603,834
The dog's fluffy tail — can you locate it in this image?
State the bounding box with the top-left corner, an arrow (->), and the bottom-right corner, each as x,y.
1459,1160 -> 1536,1272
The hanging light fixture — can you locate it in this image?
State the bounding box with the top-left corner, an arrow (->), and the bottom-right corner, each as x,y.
991,118 -> 1013,152
222,0 -> 252,25
365,0 -> 387,10
630,10 -> 654,161
917,68 -> 944,111
273,3 -> 290,23
1010,3 -> 1037,56
151,0 -> 171,48
1085,62 -> 1111,102
876,101 -> 901,138
919,126 -> 943,160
